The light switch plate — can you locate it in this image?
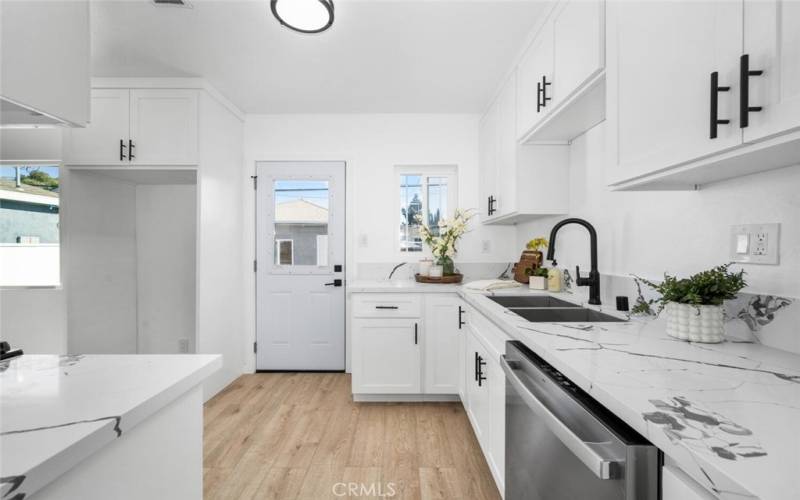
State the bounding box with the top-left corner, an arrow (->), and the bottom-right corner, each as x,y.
730,223 -> 780,265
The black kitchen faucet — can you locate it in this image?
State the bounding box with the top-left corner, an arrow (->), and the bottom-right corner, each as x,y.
546,218 -> 601,305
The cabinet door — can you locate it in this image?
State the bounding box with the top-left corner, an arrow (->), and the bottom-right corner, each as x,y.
352,318 -> 421,394
495,73 -> 518,218
552,0 -> 604,104
479,103 -> 499,219
607,1 -> 743,185
743,0 -> 800,142
487,353 -> 505,493
465,328 -> 490,446
129,89 -> 198,165
63,89 -> 130,165
423,295 -> 463,394
517,20 -> 555,138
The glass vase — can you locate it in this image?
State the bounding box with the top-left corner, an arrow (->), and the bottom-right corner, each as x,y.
436,256 -> 455,276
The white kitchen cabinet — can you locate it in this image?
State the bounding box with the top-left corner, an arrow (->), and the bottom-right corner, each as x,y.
480,71 -> 570,225
465,326 -> 491,444
487,353 -> 505,494
0,0 -> 90,126
517,20 -> 554,138
607,0 -> 800,190
423,295 -> 465,394
64,88 -> 198,166
606,1 -> 743,187
517,0 -> 605,144
130,89 -> 199,165
351,318 -> 421,394
64,90 -> 130,165
743,0 -> 800,143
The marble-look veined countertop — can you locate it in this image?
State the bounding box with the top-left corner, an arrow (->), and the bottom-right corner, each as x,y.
348,279 -> 466,293
459,289 -> 800,500
0,354 -> 221,499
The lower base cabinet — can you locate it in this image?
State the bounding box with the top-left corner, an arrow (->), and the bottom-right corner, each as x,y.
351,318 -> 421,394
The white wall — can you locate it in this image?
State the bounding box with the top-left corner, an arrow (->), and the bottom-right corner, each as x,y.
196,92 -> 246,398
242,114 -> 518,372
136,184 -> 197,355
65,170 -> 138,354
0,288 -> 67,353
515,122 -> 800,298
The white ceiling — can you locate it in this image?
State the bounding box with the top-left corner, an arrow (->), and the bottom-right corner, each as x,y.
91,0 -> 544,114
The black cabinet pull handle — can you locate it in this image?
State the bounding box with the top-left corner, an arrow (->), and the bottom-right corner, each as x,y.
414,323 -> 418,345
488,196 -> 496,216
474,352 -> 479,381
128,140 -> 135,161
740,54 -> 764,128
709,71 -> 731,139
375,305 -> 398,310
119,139 -> 127,161
477,355 -> 487,386
458,306 -> 465,329
537,75 -> 552,112
324,279 -> 342,287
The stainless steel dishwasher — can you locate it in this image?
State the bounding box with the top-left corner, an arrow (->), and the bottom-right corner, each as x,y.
501,341 -> 660,500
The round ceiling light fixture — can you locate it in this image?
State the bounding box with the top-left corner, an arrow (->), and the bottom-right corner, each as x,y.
271,0 -> 334,34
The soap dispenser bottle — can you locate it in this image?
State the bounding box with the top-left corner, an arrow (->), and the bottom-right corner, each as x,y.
547,260 -> 562,292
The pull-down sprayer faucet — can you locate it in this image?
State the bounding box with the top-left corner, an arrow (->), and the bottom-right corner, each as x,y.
546,218 -> 601,305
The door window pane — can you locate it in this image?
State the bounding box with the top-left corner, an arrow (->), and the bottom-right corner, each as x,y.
274,180 -> 329,266
399,174 -> 422,252
0,166 -> 60,286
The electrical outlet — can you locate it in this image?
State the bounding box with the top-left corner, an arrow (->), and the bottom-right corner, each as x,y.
178,338 -> 189,353
730,223 -> 780,265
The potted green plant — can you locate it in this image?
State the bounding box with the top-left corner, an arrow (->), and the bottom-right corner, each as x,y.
527,267 -> 549,290
636,263 -> 747,343
417,209 -> 475,276
513,237 -> 548,283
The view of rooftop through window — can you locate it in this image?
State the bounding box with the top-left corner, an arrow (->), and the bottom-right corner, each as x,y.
0,165 -> 61,286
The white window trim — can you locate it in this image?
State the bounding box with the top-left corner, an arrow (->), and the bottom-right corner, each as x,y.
395,165 -> 458,259
275,238 -> 294,266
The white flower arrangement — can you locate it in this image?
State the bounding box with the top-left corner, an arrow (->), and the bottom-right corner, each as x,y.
416,209 -> 475,272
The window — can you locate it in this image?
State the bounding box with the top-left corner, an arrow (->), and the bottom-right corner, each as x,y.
0,165 -> 61,287
273,179 -> 330,267
397,166 -> 457,253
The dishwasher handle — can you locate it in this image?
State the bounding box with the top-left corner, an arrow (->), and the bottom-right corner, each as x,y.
500,355 -> 623,480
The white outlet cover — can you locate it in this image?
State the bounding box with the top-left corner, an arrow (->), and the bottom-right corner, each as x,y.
729,223 -> 780,265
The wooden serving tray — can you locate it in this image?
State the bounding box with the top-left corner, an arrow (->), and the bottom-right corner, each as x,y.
415,273 -> 464,284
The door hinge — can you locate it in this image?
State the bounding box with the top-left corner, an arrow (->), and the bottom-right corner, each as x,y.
253,342 -> 257,353
250,175 -> 258,190
253,260 -> 257,272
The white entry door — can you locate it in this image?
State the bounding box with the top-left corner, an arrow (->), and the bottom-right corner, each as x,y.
256,161 -> 346,371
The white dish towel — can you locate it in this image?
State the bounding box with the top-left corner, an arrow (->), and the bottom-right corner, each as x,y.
463,279 -> 522,292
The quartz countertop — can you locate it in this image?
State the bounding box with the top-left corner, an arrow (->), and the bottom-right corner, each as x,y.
348,279 -> 467,293
0,354 -> 221,499
459,289 -> 800,500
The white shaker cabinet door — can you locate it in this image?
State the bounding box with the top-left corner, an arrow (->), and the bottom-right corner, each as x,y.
607,0 -> 743,185
479,103 -> 499,220
63,89 -> 130,165
742,0 -> 800,143
517,20 -> 555,139
352,318 -> 421,394
423,295 -> 463,394
129,89 -> 198,165
551,0 -> 604,105
465,327 -> 491,447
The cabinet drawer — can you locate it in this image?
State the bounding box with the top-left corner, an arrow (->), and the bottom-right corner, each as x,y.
352,293 -> 422,318
468,306 -> 510,359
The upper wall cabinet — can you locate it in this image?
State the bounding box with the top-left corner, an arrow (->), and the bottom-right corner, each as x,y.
64,89 -> 199,166
517,0 -> 606,144
480,72 -> 570,225
607,0 -> 800,190
0,0 -> 90,126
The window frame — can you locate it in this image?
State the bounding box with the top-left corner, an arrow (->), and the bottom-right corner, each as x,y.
0,162 -> 63,289
395,165 -> 458,258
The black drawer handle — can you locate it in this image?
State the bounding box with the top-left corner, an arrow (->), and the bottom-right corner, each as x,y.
458,306 -> 465,329
119,139 -> 127,161
477,355 -> 487,386
709,71 -> 731,139
128,140 -> 135,161
740,54 -> 764,128
375,305 -> 399,310
537,75 -> 552,112
414,323 -> 418,345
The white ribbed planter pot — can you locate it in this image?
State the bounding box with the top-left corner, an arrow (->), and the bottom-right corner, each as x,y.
664,302 -> 725,343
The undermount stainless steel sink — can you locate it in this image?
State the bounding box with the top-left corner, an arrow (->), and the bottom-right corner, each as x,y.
508,307 -> 626,323
488,295 -> 581,308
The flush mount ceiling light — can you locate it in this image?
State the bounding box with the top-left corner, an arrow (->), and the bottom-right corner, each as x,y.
271,0 -> 334,34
